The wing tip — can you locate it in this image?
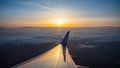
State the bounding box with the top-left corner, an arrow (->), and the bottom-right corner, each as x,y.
61,31 -> 70,46
61,31 -> 70,62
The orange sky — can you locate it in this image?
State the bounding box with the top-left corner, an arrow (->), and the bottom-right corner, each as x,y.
1,20 -> 119,28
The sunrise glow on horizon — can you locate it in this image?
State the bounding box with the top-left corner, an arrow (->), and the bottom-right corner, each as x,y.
0,0 -> 120,27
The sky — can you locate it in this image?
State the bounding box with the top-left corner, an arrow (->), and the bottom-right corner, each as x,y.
0,0 -> 120,27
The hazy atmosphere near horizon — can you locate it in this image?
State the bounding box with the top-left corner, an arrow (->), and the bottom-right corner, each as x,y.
0,0 -> 120,68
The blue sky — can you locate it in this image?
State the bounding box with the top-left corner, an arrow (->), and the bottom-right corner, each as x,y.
0,0 -> 120,27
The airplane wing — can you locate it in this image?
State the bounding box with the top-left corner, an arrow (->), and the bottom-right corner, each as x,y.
11,31 -> 88,68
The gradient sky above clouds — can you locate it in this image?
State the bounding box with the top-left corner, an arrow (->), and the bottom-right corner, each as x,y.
0,0 -> 120,27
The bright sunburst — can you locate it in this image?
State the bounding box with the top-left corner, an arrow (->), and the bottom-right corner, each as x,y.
55,19 -> 64,25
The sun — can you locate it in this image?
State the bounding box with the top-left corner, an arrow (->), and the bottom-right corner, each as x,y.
55,19 -> 64,25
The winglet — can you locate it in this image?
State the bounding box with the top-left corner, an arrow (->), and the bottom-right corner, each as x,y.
61,31 -> 70,47
61,31 -> 70,62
